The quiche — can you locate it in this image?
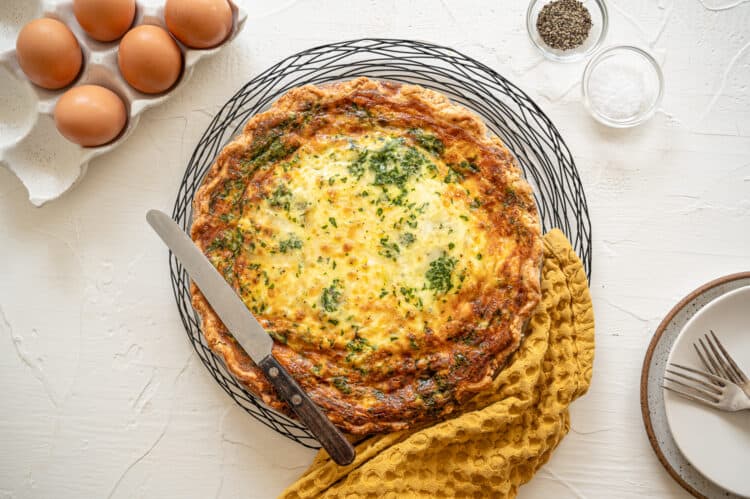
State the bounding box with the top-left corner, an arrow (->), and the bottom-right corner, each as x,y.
191,77 -> 542,434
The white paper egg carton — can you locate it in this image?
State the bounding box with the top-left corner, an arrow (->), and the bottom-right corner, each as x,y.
0,0 -> 246,206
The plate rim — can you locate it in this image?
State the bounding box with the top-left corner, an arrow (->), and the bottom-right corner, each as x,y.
663,284 -> 750,496
640,271 -> 750,499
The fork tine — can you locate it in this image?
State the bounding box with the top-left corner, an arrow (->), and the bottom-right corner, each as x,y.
669,362 -> 729,386
693,343 -> 714,375
662,377 -> 719,405
704,332 -> 738,383
709,330 -> 748,383
663,376 -> 721,402
662,382 -> 718,406
697,338 -> 723,378
665,368 -> 722,394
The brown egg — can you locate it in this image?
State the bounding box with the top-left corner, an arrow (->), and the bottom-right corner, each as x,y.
165,0 -> 233,49
118,25 -> 182,94
54,85 -> 127,147
16,18 -> 82,90
73,0 -> 136,42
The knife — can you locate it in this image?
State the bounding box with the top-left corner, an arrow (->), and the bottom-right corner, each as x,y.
146,209 -> 356,466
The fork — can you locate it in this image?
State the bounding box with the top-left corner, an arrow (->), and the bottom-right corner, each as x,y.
693,330 -> 750,398
663,363 -> 750,412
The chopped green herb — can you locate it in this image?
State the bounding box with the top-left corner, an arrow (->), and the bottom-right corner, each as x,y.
207,227 -> 244,255
332,376 -> 352,394
408,128 -> 445,156
399,232 -> 416,246
347,152 -> 368,179
321,279 -> 342,312
348,103 -> 372,120
444,166 -> 464,184
379,236 -> 400,261
210,178 -> 247,211
461,330 -> 478,345
268,184 -> 292,211
458,160 -> 479,172
399,286 -> 423,309
328,217 -> 338,228
503,187 -> 521,208
268,330 -> 287,344
348,139 -> 432,207
278,234 -> 303,253
242,133 -> 299,170
368,139 -> 423,187
346,336 -> 371,353
453,353 -> 468,369
425,253 -> 458,295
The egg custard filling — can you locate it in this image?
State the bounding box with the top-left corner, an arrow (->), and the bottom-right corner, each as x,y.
191,78 -> 542,434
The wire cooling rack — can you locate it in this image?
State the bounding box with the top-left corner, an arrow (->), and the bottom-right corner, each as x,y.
170,38 -> 592,449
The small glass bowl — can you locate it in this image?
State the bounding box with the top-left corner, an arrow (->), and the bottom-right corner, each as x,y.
527,0 -> 608,62
582,45 -> 664,127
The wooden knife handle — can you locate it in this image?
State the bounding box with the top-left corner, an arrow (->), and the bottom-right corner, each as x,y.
258,354 -> 356,466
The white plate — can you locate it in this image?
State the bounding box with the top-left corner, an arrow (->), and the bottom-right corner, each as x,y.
664,285 -> 750,498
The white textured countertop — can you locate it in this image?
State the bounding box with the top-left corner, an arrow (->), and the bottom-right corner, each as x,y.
1,0 -> 749,497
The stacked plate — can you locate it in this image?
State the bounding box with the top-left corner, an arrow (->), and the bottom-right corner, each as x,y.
641,273 -> 750,498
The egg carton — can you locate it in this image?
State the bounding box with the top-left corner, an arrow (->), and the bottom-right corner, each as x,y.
0,0 -> 246,206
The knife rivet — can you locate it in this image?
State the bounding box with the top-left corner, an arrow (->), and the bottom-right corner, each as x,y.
291,395 -> 303,406
269,367 -> 279,378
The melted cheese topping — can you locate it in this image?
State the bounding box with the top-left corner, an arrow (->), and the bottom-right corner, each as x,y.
194,79 -> 543,433
215,132 -> 514,366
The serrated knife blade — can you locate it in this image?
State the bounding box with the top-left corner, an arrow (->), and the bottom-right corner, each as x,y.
146,209 -> 355,465
146,209 -> 272,360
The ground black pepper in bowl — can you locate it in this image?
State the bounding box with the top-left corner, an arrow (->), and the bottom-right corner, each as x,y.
536,0 -> 592,51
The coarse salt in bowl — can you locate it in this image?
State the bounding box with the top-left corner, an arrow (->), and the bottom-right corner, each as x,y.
582,45 -> 664,127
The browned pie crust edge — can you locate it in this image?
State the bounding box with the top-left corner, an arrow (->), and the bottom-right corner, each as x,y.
190,77 -> 543,434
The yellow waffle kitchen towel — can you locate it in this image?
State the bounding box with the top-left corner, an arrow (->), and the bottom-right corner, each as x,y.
281,229 -> 595,498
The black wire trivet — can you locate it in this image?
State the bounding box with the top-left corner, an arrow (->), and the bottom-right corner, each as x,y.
170,38 -> 592,449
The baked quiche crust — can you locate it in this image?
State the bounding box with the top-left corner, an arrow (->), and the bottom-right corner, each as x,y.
191,77 -> 542,434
